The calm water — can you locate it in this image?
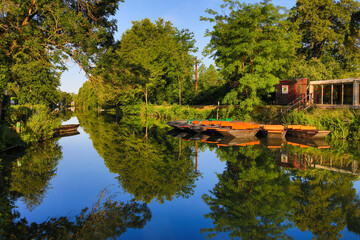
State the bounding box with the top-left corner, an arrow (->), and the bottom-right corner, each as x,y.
1,113 -> 360,239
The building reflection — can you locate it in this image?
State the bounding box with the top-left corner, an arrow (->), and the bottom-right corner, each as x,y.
168,129 -> 360,176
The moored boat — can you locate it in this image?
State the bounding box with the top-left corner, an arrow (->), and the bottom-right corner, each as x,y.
286,125 -> 330,139
261,125 -> 287,139
167,119 -> 261,138
53,124 -> 80,133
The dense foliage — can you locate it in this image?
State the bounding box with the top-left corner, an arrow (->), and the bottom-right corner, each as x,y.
77,18 -> 197,109
0,0 -> 122,107
289,0 -> 360,80
201,0 -> 300,112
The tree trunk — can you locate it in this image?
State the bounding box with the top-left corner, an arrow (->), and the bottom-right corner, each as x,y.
145,86 -> 148,106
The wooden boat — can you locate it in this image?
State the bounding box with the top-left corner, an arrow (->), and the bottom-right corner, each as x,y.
261,125 -> 287,139
286,125 -> 330,139
167,120 -> 261,138
207,121 -> 261,138
54,130 -> 80,138
53,124 -> 80,133
167,120 -> 189,130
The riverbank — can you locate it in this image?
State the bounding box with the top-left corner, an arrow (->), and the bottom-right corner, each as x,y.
118,104 -> 360,140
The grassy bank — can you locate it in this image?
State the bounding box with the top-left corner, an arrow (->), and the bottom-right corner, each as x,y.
121,104 -> 360,140
117,103 -> 283,123
281,108 -> 360,140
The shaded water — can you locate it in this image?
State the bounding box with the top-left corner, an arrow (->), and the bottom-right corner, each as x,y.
1,113 -> 360,239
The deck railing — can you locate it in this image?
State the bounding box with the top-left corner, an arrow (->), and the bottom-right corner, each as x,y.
281,92 -> 314,116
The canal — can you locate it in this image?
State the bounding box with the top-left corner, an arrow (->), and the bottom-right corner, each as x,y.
1,112 -> 360,239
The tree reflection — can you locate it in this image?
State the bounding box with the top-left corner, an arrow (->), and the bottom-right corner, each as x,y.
202,145 -> 360,239
0,188 -> 151,239
9,141 -> 62,210
289,169 -> 358,239
77,112 -> 200,203
202,146 -> 294,239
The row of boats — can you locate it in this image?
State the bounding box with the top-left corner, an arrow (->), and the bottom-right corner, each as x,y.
167,119 -> 330,139
167,128 -> 330,149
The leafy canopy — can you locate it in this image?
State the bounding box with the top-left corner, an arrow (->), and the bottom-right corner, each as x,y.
0,0 -> 122,104
201,0 -> 300,111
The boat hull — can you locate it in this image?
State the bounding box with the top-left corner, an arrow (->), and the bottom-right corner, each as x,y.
54,124 -> 80,133
287,130 -> 330,139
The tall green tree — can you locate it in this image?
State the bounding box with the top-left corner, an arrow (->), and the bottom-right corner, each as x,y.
101,18 -> 196,106
289,0 -> 360,80
0,0 -> 122,106
201,0 -> 300,111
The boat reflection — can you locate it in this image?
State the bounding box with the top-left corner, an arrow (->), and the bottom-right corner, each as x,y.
166,129 -> 360,176
167,129 -> 330,149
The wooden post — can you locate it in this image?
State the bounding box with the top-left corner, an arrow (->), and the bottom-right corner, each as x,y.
321,85 -> 324,105
354,80 -> 359,106
341,84 -> 344,105
217,101 -> 220,120
331,85 -> 333,105
309,84 -> 314,104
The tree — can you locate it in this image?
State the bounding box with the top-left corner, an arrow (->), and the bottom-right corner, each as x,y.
289,0 -> 360,80
201,0 -> 300,111
0,0 -> 122,106
197,64 -> 223,92
111,18 -> 196,105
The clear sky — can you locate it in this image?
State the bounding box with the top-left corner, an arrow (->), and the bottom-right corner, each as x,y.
60,0 -> 297,93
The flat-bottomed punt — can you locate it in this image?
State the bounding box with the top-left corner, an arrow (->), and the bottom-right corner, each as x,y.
54,124 -> 80,133
167,120 -> 261,138
286,125 -> 330,139
53,124 -> 80,138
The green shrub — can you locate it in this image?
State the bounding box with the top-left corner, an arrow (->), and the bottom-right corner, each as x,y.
19,105 -> 61,143
120,102 -> 143,115
0,124 -> 25,149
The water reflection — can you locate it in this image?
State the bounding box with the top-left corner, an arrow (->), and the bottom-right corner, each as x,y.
0,141 -> 151,239
77,112 -> 200,204
7,141 -> 62,210
188,141 -> 358,239
1,114 -> 359,239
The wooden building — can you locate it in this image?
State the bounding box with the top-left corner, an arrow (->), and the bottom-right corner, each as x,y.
276,78 -> 307,105
309,78 -> 360,108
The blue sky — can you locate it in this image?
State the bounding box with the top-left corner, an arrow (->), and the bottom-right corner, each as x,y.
60,0 -> 297,93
